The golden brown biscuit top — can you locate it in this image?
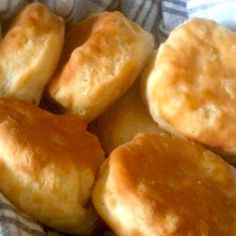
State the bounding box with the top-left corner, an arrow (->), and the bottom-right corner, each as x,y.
55,11 -> 149,85
0,98 -> 104,234
48,11 -> 154,121
106,134 -> 236,235
1,3 -> 64,59
145,18 -> 236,156
0,3 -> 65,104
0,98 -> 104,173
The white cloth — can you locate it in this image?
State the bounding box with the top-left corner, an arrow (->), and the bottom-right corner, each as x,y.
187,0 -> 236,31
0,0 -> 235,235
159,0 -> 236,41
0,192 -> 45,236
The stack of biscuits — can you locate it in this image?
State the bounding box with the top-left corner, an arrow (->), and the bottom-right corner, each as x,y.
0,2 -> 236,236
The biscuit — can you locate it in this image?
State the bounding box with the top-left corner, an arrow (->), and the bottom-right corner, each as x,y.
141,18 -> 236,163
0,98 -> 104,235
48,11 -> 154,121
0,3 -> 64,104
90,81 -> 162,154
93,133 -> 236,236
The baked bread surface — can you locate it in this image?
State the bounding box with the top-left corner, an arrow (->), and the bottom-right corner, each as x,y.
0,3 -> 64,104
48,11 -> 154,121
93,133 -> 236,236
0,98 -> 104,235
142,18 -> 236,161
90,81 -> 162,154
